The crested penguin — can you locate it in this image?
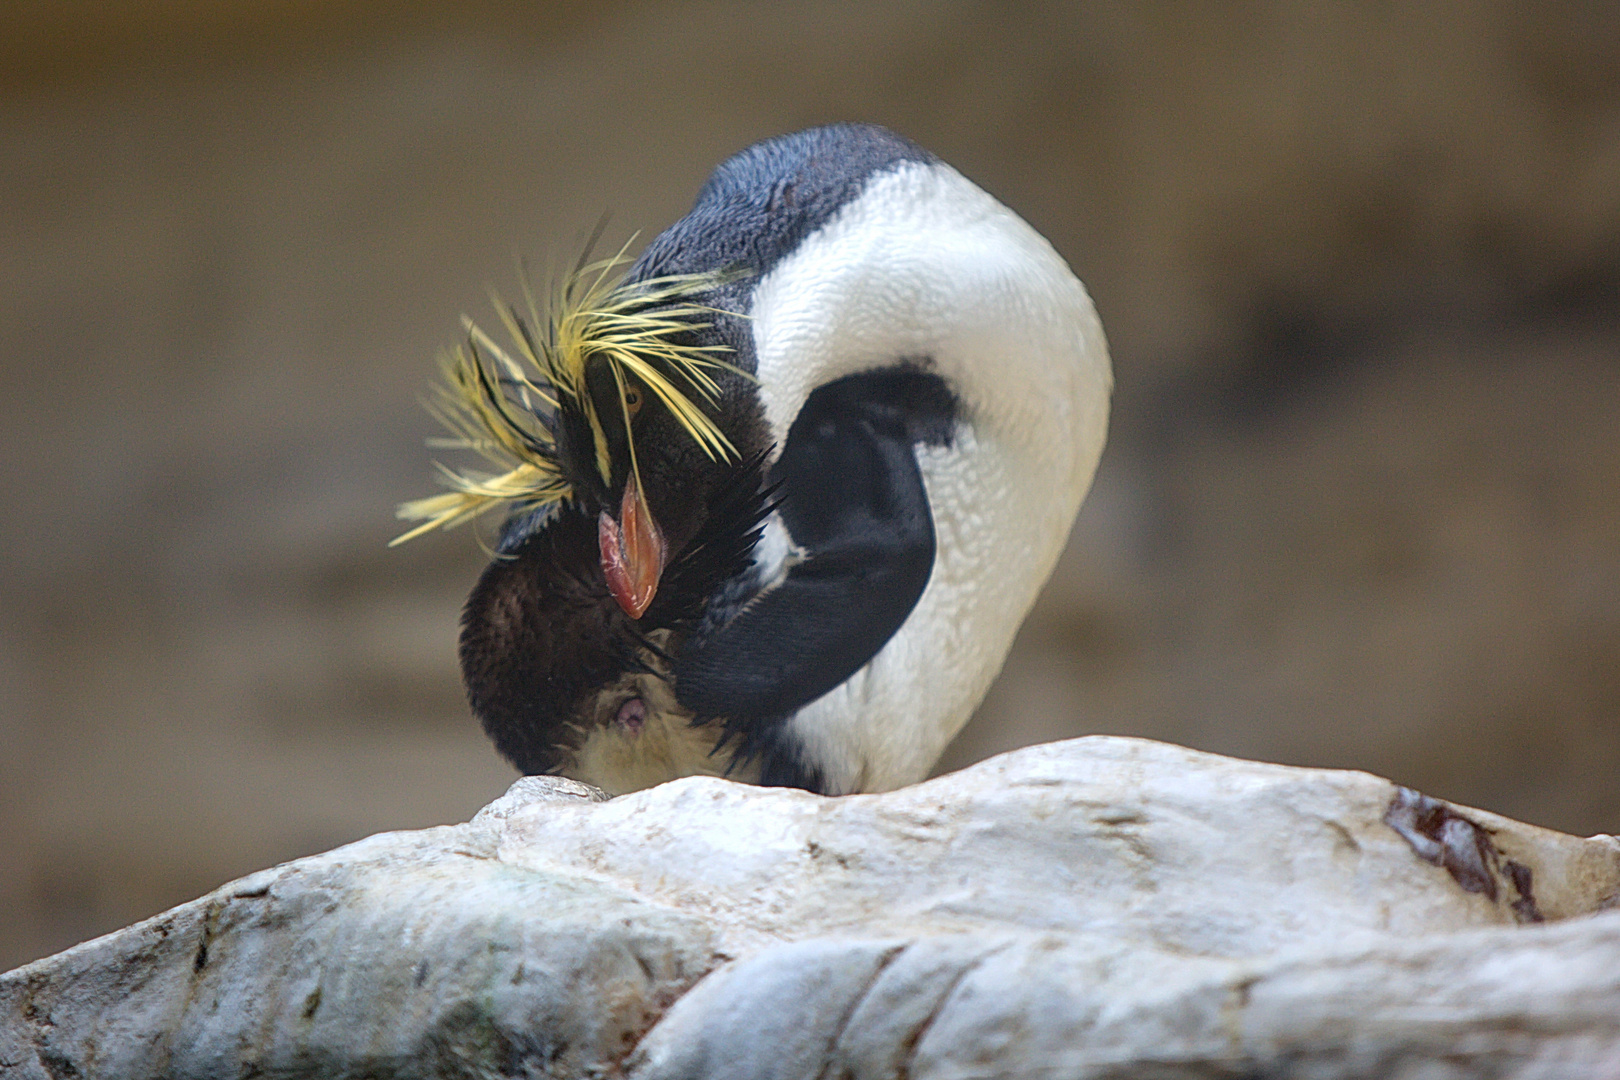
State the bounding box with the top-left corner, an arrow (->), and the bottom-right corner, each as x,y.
395,124 -> 1111,796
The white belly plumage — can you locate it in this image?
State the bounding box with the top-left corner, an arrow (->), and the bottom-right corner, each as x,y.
749,161 -> 1112,792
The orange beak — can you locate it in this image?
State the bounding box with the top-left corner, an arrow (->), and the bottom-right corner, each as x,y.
598,475 -> 667,619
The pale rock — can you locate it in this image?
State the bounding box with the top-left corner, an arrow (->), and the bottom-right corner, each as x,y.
3,738 -> 1618,1079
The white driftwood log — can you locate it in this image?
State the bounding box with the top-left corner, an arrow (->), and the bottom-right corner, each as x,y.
4,736 -> 1619,1078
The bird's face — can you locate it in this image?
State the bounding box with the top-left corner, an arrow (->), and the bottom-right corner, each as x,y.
575,361 -> 674,620
574,357 -> 754,620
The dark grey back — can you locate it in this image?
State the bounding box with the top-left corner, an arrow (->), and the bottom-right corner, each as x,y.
630,124 -> 935,287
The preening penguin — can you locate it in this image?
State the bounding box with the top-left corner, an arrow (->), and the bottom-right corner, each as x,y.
396,124 -> 1111,796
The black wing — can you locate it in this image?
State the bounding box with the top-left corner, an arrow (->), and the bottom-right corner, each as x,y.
674,368 -> 956,731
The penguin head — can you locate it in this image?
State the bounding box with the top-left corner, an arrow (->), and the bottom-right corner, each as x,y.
395,124 -> 1111,795
390,254 -> 775,783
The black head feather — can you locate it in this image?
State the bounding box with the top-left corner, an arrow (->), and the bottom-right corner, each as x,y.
459,452 -> 773,776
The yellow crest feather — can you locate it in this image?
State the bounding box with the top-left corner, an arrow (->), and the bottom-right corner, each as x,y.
391,244 -> 748,546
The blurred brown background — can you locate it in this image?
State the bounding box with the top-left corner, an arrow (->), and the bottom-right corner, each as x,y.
3,1 -> 1618,970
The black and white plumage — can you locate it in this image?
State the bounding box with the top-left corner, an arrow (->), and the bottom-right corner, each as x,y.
400,124 -> 1111,796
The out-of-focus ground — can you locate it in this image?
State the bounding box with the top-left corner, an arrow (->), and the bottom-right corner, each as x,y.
3,2 -> 1617,969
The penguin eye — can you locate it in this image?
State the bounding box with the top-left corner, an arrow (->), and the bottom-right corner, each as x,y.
624,386 -> 644,417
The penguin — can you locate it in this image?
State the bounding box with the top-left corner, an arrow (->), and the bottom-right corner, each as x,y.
394,124 -> 1111,796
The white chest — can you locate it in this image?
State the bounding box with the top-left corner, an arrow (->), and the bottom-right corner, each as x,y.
740,160 -> 1110,792
737,161 -> 1109,791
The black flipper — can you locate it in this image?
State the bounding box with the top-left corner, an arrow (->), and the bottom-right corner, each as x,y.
674,369 -> 956,743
